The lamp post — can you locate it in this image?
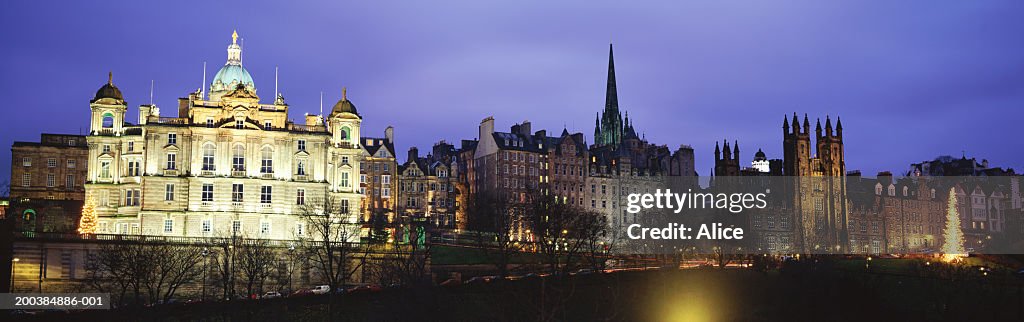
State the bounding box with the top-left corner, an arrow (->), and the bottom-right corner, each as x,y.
201,248 -> 208,301
10,258 -> 19,292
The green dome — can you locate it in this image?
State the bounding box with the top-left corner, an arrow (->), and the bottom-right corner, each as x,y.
211,64 -> 255,92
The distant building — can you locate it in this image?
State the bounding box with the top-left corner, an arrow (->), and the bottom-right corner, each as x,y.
359,127 -> 398,226
909,155 -> 1016,177
397,142 -> 464,230
10,134 -> 88,201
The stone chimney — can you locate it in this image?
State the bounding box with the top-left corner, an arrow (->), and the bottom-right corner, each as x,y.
408,147 -> 419,164
385,126 -> 394,144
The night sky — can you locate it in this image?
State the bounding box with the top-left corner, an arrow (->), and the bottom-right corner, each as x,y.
2,1 -> 1023,185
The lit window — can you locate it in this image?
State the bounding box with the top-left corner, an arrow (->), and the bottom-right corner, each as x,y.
21,174 -> 31,187
261,147 -> 274,174
202,144 -> 216,171
67,159 -> 76,168
22,157 -> 31,166
46,174 -> 55,187
232,145 -> 245,171
47,158 -> 56,168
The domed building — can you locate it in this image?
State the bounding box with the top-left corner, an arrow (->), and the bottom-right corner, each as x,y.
752,148 -> 770,173
209,30 -> 256,101
84,31 -> 365,241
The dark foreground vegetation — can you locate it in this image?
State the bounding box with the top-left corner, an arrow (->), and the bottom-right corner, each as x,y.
10,256 -> 1024,322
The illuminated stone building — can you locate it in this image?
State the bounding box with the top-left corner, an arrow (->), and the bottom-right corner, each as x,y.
84,31 -> 363,240
398,141 -> 464,230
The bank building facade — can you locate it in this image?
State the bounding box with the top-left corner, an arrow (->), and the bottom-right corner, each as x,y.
85,31 -> 363,240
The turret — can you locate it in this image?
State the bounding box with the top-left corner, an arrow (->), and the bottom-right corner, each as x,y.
825,115 -> 833,137
733,140 -> 739,161
714,141 -> 721,161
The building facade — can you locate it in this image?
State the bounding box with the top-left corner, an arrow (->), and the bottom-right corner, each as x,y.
10,134 -> 89,201
84,32 -> 363,240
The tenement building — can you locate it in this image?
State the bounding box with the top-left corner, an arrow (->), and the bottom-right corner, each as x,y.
10,134 -> 89,201
84,31 -> 363,239
359,126 -> 397,229
397,141 -> 464,230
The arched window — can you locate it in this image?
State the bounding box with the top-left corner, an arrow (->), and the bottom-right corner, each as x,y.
902,186 -> 909,197
232,145 -> 246,172
340,127 -> 350,140
202,144 -> 216,171
23,209 -> 36,221
874,183 -> 882,195
888,185 -> 895,196
261,147 -> 274,174
102,112 -> 114,128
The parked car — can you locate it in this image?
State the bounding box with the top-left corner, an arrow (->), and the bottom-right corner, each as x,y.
311,285 -> 331,295
262,291 -> 282,299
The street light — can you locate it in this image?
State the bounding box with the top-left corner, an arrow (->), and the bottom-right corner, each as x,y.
10,258 -> 20,292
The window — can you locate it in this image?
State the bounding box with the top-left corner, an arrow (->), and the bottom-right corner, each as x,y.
67,159 -> 76,168
102,145 -> 110,153
167,133 -> 177,145
124,189 -> 140,206
164,219 -> 173,233
340,199 -> 350,214
165,184 -> 175,201
235,119 -> 244,129
202,220 -> 212,234
21,174 -> 30,187
296,189 -> 305,205
232,220 -> 241,234
261,185 -> 272,204
67,139 -> 76,146
264,120 -> 272,129
127,161 -> 140,176
297,159 -> 307,176
202,144 -> 216,171
260,221 -> 271,235
232,184 -> 244,202
341,156 -> 349,164
383,188 -> 391,197
22,157 -> 31,166
166,153 -> 176,170
202,184 -> 214,202
297,140 -> 306,151
341,172 -> 349,187
100,161 -> 111,178
102,113 -> 114,128
360,174 -> 366,183
296,223 -> 304,236
47,158 -> 56,168
127,141 -> 134,152
382,175 -> 391,184
46,174 -> 55,187
206,118 -> 214,127
261,147 -> 274,174
383,164 -> 390,172
232,145 -> 245,171
65,174 -> 75,189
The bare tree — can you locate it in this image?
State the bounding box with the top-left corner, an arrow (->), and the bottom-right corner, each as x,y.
367,222 -> 432,287
85,239 -> 204,306
526,193 -> 607,275
298,192 -> 367,290
0,179 -> 9,198
236,237 -> 277,298
464,190 -> 521,277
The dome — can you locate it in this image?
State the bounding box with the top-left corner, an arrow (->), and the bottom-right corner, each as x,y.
754,149 -> 767,161
331,88 -> 359,115
211,64 -> 255,92
92,72 -> 124,103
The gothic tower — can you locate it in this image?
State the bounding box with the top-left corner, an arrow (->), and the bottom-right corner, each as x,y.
595,43 -> 624,148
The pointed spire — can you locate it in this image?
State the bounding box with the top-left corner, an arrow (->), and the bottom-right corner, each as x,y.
605,43 -> 619,115
792,113 -> 800,134
733,140 -> 739,160
783,115 -> 790,131
723,140 -> 731,159
107,71 -> 113,85
714,141 -> 721,160
836,116 -> 843,137
232,30 -> 238,44
815,118 -> 822,138
825,115 -> 833,137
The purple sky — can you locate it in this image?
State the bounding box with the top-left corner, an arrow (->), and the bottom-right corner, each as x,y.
2,1 -> 1023,184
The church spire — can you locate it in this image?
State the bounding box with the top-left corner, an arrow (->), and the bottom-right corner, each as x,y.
605,43 -> 619,114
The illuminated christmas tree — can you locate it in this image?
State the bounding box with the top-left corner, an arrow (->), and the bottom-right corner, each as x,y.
941,187 -> 966,262
78,198 -> 98,235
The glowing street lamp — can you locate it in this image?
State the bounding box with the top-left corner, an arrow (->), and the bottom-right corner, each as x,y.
10,258 -> 20,292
